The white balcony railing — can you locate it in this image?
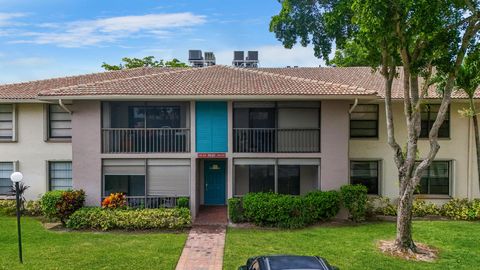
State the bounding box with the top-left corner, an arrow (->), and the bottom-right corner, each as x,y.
233,128 -> 320,153
102,128 -> 190,153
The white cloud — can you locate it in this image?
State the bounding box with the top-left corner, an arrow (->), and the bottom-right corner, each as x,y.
0,12 -> 27,26
12,13 -> 206,48
215,45 -> 327,67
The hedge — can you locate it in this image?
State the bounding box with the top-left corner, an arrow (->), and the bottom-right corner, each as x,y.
369,196 -> 480,220
340,185 -> 368,222
66,207 -> 192,231
41,190 -> 85,223
0,200 -> 42,216
237,191 -> 341,229
228,198 -> 245,223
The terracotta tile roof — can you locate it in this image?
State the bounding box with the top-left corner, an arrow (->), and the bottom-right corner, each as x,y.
0,65 -> 477,100
37,65 -> 376,97
0,67 -> 177,100
261,67 -> 479,99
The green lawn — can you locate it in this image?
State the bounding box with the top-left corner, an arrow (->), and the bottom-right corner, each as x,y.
0,215 -> 187,270
224,221 -> 479,270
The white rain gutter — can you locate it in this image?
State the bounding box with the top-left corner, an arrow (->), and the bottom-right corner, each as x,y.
58,99 -> 72,114
349,98 -> 359,114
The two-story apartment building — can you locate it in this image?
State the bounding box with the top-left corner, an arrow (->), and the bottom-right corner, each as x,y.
0,65 -> 478,218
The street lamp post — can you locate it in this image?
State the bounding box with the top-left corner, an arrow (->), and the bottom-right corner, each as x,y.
10,172 -> 23,264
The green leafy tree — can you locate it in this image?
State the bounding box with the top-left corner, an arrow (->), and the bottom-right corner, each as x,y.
102,56 -> 188,70
434,49 -> 480,193
457,52 -> 480,191
329,40 -> 373,67
270,0 -> 480,253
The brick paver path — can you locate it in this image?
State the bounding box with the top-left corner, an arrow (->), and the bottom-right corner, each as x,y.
175,225 -> 226,270
175,207 -> 228,270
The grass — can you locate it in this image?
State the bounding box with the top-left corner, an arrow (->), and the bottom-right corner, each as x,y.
0,215 -> 187,270
224,221 -> 480,270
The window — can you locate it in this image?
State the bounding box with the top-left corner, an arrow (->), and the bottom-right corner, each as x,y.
278,165 -> 300,195
420,104 -> 450,138
102,159 -> 191,197
129,105 -> 181,128
0,162 -> 14,195
104,175 -> 145,196
48,105 -> 71,139
350,161 -> 379,195
0,104 -> 14,140
49,161 -> 72,191
417,161 -> 450,195
350,104 -> 378,138
249,165 -> 275,193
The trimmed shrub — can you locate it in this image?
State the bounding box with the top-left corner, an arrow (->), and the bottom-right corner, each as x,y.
441,198 -> 480,220
176,197 -> 190,208
340,185 -> 368,222
41,190 -> 85,223
0,200 -> 42,216
0,200 -> 16,216
102,193 -> 127,209
228,197 -> 245,223
66,207 -> 192,231
304,191 -> 341,221
412,199 -> 440,217
24,200 -> 42,216
242,191 -> 340,229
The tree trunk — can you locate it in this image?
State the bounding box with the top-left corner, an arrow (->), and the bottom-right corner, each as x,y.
473,110 -> 480,192
395,177 -> 416,251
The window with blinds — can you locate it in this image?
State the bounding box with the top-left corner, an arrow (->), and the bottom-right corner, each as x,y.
350,161 -> 379,195
350,104 -> 379,138
48,105 -> 71,139
0,162 -> 14,195
0,104 -> 14,140
416,161 -> 451,195
49,161 -> 72,190
420,104 -> 450,138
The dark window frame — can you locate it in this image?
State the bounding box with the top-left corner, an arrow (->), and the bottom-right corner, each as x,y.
415,160 -> 451,195
0,162 -> 14,195
278,165 -> 301,195
420,104 -> 450,139
350,160 -> 380,195
48,161 -> 73,191
350,104 -> 379,138
248,165 -> 275,193
0,104 -> 14,141
48,104 -> 72,139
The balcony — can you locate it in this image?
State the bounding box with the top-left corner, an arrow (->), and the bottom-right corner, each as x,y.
102,101 -> 190,154
102,128 -> 190,153
233,128 -> 320,153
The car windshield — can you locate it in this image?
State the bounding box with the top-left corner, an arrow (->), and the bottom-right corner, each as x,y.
267,256 -> 324,270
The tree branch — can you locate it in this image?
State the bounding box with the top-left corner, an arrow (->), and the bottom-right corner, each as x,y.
414,19 -> 480,182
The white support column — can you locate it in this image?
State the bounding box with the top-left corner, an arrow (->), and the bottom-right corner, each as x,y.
227,101 -> 234,199
190,157 -> 197,219
189,101 -> 197,219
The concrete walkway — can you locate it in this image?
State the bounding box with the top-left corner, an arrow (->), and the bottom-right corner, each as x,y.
175,207 -> 227,270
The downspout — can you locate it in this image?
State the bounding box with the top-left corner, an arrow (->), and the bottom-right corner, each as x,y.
58,99 -> 72,114
349,98 -> 359,114
347,98 -> 358,193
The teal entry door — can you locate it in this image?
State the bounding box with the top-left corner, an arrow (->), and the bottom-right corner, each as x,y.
204,160 -> 226,205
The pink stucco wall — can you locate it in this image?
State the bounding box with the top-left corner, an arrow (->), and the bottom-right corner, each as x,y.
72,100 -> 102,206
320,100 -> 350,190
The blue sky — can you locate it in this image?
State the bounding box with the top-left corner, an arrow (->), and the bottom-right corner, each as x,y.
0,0 -> 325,83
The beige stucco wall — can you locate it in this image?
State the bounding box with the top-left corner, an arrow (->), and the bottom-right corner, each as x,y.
0,103 -> 72,200
71,100 -> 102,206
349,101 -> 479,201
